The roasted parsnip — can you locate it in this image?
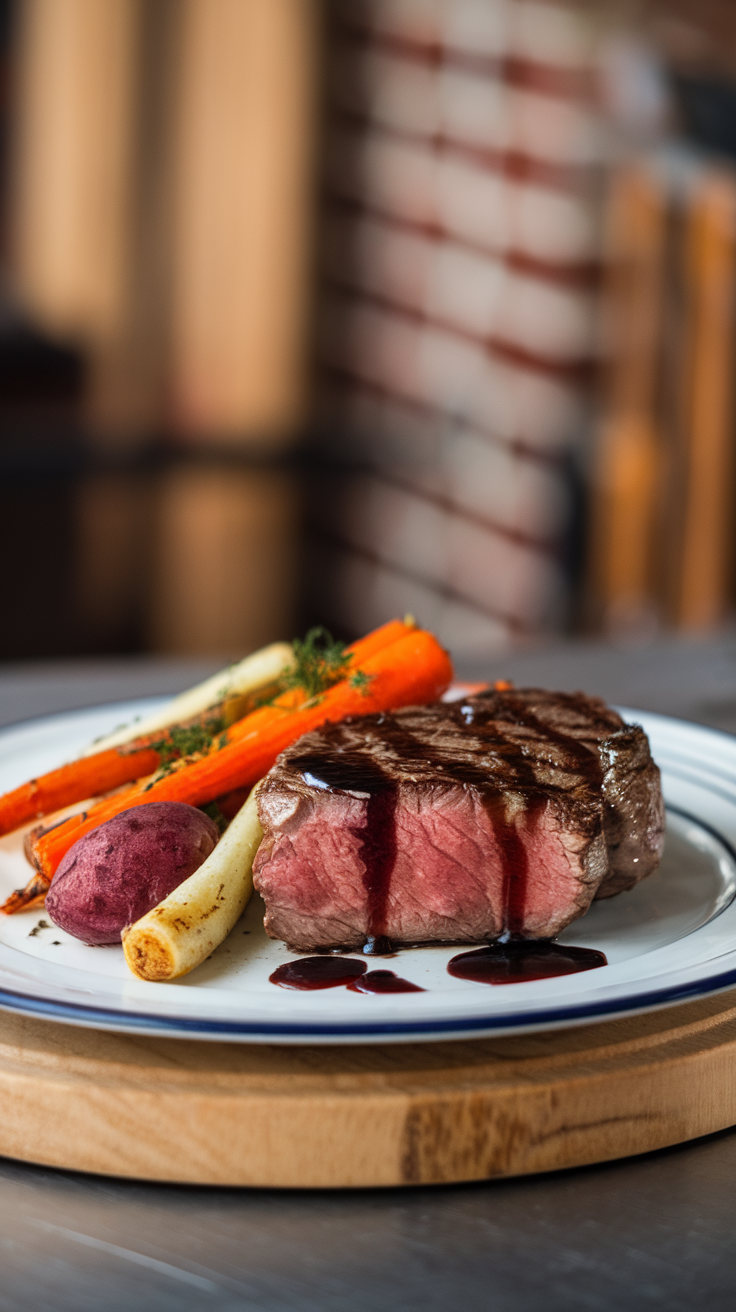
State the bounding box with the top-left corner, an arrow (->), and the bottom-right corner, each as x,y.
121,784 -> 263,981
84,642 -> 295,755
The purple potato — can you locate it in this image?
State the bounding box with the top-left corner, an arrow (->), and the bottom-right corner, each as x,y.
46,801 -> 219,945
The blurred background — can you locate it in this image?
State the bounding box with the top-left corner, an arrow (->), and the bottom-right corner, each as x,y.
1,0 -> 736,667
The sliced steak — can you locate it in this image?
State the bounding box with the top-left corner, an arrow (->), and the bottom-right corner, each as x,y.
253,688 -> 665,951
472,689 -> 666,899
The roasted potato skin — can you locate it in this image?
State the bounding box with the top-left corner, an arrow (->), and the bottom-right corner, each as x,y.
46,802 -> 219,945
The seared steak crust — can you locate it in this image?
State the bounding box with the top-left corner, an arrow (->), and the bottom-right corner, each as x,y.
253,688 -> 665,951
597,723 -> 666,897
472,689 -> 666,897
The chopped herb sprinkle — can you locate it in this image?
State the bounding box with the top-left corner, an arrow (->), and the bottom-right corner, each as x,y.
280,627 -> 351,700
348,669 -> 374,694
199,801 -> 228,835
150,716 -> 226,774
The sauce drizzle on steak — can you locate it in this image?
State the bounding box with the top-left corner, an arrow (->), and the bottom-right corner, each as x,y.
254,688 -> 665,952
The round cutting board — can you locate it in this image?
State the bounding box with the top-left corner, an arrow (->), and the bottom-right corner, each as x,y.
2,992 -> 736,1186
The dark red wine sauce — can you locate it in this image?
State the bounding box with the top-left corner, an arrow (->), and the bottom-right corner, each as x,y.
347,969 -> 425,994
290,730 -> 399,955
269,956 -> 367,990
447,940 -> 607,985
481,794 -> 543,937
359,787 -> 398,951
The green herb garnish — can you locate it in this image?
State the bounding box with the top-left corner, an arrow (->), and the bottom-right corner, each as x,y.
349,668 -> 374,695
151,716 -> 226,774
199,801 -> 229,835
280,627 -> 352,700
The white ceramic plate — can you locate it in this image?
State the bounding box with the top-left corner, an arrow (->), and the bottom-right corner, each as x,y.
0,698 -> 735,1043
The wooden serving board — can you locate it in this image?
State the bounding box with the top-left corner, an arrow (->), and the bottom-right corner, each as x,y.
2,994 -> 736,1187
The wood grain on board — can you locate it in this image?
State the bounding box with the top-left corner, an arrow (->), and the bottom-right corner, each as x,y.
1,991 -> 736,1187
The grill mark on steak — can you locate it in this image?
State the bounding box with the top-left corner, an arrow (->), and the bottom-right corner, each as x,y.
462,692 -> 608,935
463,691 -> 607,784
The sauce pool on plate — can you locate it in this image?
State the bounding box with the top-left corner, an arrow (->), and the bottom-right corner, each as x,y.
347,969 -> 424,994
269,956 -> 366,990
447,940 -> 607,985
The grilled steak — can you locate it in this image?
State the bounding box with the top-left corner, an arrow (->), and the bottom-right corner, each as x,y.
253,688 -> 665,951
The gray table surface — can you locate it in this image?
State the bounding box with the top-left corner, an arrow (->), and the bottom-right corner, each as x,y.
2,635 -> 736,1312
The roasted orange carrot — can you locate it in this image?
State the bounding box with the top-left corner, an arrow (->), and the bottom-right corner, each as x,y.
1,872 -> 49,916
345,616 -> 415,663
0,744 -> 162,839
224,619 -> 417,750
0,618 -> 415,841
25,628 -> 452,889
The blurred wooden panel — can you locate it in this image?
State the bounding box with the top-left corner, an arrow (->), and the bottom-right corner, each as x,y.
169,0 -> 319,445
87,0 -> 182,438
588,164 -> 667,637
675,173 -> 736,630
648,0 -> 736,79
10,0 -> 185,440
11,0 -> 139,345
0,472 -> 76,659
74,470 -> 155,652
149,464 -> 297,655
